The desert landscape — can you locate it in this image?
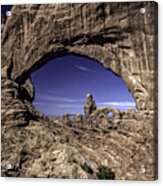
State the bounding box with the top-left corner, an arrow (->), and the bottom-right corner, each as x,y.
1,2 -> 158,180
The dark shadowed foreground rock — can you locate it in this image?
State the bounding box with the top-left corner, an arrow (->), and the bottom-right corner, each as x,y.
1,2 -> 158,180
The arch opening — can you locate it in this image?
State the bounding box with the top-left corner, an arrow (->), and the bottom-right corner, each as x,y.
107,112 -> 113,120
31,54 -> 136,117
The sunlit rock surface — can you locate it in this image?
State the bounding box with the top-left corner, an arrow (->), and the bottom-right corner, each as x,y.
1,2 -> 158,180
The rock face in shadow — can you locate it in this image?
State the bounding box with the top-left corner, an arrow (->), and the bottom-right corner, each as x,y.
1,2 -> 158,180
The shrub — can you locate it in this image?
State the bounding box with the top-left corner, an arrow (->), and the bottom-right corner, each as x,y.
96,165 -> 115,180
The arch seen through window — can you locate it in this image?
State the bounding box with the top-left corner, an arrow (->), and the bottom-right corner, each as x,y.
31,55 -> 136,117
108,112 -> 113,119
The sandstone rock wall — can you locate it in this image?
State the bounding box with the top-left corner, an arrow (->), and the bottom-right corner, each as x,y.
1,2 -> 158,110
1,2 -> 158,180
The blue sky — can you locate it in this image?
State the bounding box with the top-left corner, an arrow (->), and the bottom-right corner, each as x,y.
31,55 -> 135,116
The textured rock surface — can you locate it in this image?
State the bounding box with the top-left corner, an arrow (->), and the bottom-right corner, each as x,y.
84,94 -> 97,122
1,2 -> 158,180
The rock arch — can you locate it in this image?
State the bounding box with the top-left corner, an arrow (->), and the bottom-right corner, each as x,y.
1,2 -> 157,180
89,107 -> 121,127
1,3 -> 156,112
